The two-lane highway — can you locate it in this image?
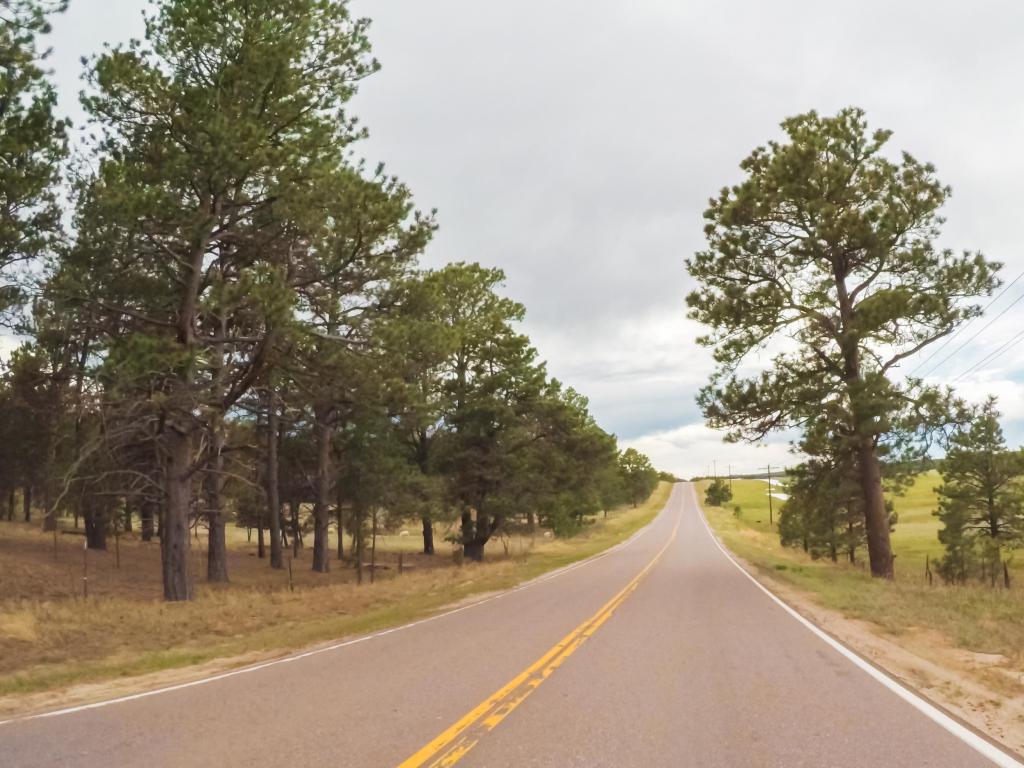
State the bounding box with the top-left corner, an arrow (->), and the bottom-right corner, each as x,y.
1,485 -> 1018,767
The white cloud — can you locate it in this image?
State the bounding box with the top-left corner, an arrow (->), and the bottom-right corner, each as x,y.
527,308 -> 714,439
0,334 -> 22,364
622,422 -> 797,480
952,379 -> 1024,421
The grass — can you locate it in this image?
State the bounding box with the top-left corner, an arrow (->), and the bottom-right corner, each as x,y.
0,482 -> 672,703
699,477 -> 1024,669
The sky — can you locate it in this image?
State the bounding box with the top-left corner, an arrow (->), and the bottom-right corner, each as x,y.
40,0 -> 1024,478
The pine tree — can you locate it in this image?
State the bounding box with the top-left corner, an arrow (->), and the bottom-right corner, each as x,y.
0,0 -> 67,314
687,107 -> 999,578
64,0 -> 381,599
935,398 -> 1024,586
704,478 -> 732,507
619,448 -> 658,507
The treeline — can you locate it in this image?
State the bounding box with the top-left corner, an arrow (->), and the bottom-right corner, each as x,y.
0,0 -> 660,601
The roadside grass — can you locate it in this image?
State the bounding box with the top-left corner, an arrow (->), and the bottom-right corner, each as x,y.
0,482 -> 671,703
0,514 -> 537,604
699,478 -> 1024,672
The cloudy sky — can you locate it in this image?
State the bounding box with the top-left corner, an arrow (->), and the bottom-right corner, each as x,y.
43,0 -> 1024,477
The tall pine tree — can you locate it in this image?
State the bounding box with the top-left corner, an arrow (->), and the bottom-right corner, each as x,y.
688,108 -> 999,578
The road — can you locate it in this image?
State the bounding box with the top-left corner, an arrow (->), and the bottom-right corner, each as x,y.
1,484 -> 1019,767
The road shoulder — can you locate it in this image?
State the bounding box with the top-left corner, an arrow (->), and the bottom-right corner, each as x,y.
699,495 -> 1024,758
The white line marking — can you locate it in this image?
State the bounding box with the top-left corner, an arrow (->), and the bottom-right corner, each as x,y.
690,484 -> 1024,768
0,490 -> 674,727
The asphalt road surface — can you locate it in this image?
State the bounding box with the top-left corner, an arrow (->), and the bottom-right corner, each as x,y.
2,484 -> 1020,767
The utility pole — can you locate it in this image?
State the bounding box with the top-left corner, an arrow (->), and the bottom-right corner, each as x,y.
764,464 -> 773,526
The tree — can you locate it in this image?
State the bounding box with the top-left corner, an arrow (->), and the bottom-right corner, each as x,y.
492,383 -> 618,538
781,457 -> 866,564
618,448 -> 657,507
935,398 -> 1024,586
289,167 -> 431,573
704,478 -> 732,507
430,264 -> 546,562
0,0 -> 67,315
64,0 -> 379,599
779,408 -> 908,564
380,271 -> 459,555
687,107 -> 999,578
407,263 -> 627,561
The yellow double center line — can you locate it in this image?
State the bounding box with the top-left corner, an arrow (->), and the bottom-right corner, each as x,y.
399,514 -> 680,768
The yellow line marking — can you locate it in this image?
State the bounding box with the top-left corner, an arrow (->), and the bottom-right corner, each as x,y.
398,513 -> 680,768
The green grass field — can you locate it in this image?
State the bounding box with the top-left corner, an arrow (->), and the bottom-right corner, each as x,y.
699,477 -> 1024,671
888,471 -> 947,576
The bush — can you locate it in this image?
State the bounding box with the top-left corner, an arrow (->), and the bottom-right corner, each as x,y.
705,479 -> 732,506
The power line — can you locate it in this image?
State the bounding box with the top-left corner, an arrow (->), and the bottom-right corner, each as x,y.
908,269 -> 1024,377
952,327 -> 1024,383
916,289 -> 1024,379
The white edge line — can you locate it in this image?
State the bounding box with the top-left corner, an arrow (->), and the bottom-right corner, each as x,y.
690,484 -> 1024,768
0,488 -> 673,727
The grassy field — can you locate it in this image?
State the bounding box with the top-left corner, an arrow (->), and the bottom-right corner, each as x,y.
0,483 -> 672,705
699,477 -> 1024,675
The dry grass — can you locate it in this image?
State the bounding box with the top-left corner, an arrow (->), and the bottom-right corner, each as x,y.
0,518 -> 473,603
0,483 -> 671,703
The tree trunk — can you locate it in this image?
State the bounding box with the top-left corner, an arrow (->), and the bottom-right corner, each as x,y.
370,508 -> 377,583
22,485 -> 31,522
464,540 -> 485,562
834,261 -> 894,580
311,416 -> 332,573
41,394 -> 60,533
6,488 -> 13,521
290,498 -> 302,556
141,499 -> 156,542
353,499 -> 365,580
266,389 -> 283,569
336,484 -> 345,560
856,439 -> 894,579
421,514 -> 434,555
84,501 -> 107,550
206,423 -> 229,583
161,428 -> 194,601
123,501 -> 133,533
257,525 -> 265,559
460,509 -> 473,558
462,509 -> 493,563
